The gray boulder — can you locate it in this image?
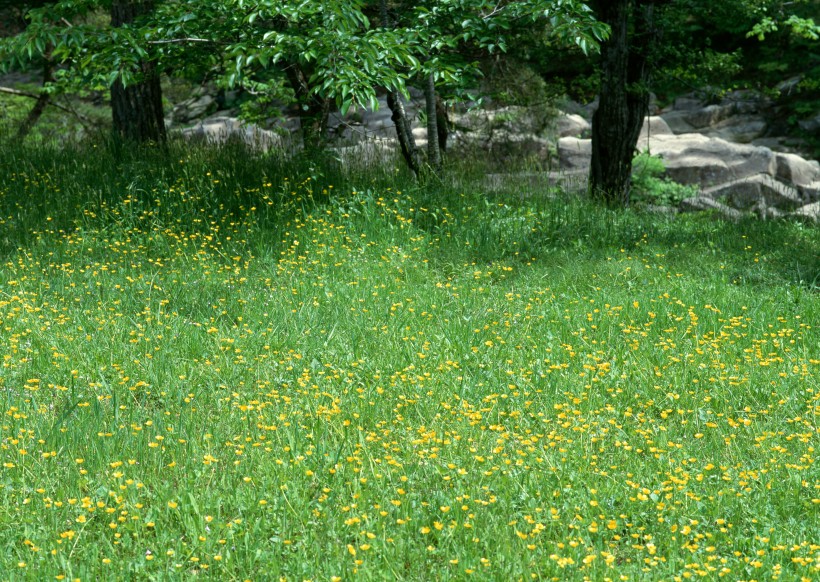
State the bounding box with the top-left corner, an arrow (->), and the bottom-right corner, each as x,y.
173,94 -> 216,123
679,196 -> 744,221
555,113 -> 591,138
636,116 -> 673,150
178,115 -> 290,151
798,182 -> 820,203
557,137 -> 592,170
705,115 -> 768,143
702,175 -> 802,210
672,96 -> 704,111
798,113 -> 820,134
789,201 -> 820,223
650,134 -> 777,188
658,109 -> 698,134
683,103 -> 735,129
775,152 -> 820,187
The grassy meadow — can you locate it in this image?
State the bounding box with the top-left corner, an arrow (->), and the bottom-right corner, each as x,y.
0,141 -> 818,581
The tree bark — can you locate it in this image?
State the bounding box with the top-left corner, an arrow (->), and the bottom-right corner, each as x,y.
285,63 -> 330,150
387,91 -> 421,175
424,71 -> 441,172
110,0 -> 166,144
435,94 -> 449,153
15,50 -> 52,141
589,0 -> 658,206
380,0 -> 420,176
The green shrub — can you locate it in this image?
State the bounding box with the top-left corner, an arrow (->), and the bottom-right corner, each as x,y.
631,151 -> 700,206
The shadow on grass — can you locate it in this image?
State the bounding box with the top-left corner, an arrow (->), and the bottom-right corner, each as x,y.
0,139 -> 817,292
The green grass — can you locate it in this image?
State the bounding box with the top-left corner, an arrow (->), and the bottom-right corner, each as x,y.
0,140 -> 818,581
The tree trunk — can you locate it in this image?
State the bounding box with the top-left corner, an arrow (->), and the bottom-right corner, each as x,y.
387,91 -> 421,175
589,0 -> 658,206
110,0 -> 166,144
285,63 -> 330,150
424,71 -> 441,172
380,0 -> 420,175
16,50 -> 52,142
435,94 -> 449,153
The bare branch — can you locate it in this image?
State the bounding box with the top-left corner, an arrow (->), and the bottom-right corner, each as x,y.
0,86 -> 40,99
147,37 -> 215,45
0,86 -> 84,116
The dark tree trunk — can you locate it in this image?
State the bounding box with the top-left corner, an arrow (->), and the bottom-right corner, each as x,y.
16,50 -> 52,141
380,0 -> 420,175
435,94 -> 449,153
285,63 -> 330,150
589,0 -> 658,206
110,0 -> 166,144
424,71 -> 441,172
387,91 -> 421,175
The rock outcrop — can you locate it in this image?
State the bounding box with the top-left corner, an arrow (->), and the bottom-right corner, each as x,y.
556,112 -> 820,222
170,87 -> 819,222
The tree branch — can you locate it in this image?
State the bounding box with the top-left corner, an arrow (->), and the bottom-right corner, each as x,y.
147,37 -> 216,45
0,86 -> 86,117
0,86 -> 40,99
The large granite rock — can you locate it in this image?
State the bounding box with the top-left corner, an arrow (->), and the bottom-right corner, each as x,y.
654,135 -> 777,187
679,196 -> 744,221
775,152 -> 820,187
789,201 -> 820,223
702,175 -> 802,210
557,137 -> 592,170
554,115 -> 819,221
555,113 -> 591,138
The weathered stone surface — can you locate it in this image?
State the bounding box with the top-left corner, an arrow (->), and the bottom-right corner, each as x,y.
751,136 -> 808,153
679,196 -> 743,221
789,201 -> 820,223
636,116 -> 673,150
452,105 -> 550,136
411,127 -> 428,140
483,172 -> 583,194
173,94 -> 215,123
555,113 -> 591,138
663,156 -> 733,187
659,91 -> 771,142
754,205 -> 786,220
706,115 -> 768,143
643,204 -> 679,216
179,116 -> 290,151
640,116 -> 673,137
721,90 -> 772,115
658,109 -> 698,134
798,182 -> 820,203
684,104 -> 735,129
775,152 -> 820,186
650,135 -> 777,188
702,175 -> 802,210
558,137 -> 591,170
798,112 -> 820,134
488,133 -> 551,162
672,96 -> 703,111
328,97 -> 420,143
335,138 -> 398,165
559,131 -> 782,191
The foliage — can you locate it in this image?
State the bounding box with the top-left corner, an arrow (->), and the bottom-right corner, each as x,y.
630,151 -> 700,207
0,0 -> 608,118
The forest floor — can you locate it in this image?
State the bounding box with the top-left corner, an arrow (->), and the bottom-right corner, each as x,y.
0,141 -> 818,580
